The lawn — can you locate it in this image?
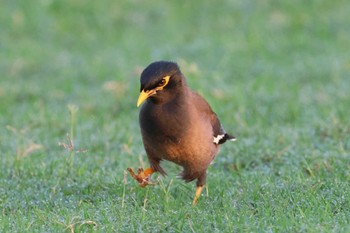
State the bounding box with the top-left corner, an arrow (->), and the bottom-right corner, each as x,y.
1,0 -> 350,232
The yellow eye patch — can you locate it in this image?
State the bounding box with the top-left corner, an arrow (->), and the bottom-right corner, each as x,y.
156,76 -> 170,89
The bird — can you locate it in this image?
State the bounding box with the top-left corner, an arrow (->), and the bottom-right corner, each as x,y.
128,61 -> 236,204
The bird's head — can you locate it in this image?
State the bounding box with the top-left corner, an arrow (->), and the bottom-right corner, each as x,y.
137,61 -> 185,107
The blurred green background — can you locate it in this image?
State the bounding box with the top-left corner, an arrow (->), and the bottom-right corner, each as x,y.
1,0 -> 350,232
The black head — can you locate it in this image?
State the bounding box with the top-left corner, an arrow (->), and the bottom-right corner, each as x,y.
137,61 -> 186,106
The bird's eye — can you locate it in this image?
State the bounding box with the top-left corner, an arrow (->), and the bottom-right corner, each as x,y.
158,78 -> 166,87
156,76 -> 170,88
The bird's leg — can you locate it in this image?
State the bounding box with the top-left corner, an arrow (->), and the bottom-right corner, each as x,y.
127,167 -> 155,188
192,185 -> 203,205
192,173 -> 206,205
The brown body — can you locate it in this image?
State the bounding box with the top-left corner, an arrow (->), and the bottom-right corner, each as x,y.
140,87 -> 220,186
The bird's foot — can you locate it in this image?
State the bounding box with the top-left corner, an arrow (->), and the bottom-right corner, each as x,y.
127,167 -> 155,188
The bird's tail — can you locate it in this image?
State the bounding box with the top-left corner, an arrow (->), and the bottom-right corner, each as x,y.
225,133 -> 236,142
216,133 -> 236,144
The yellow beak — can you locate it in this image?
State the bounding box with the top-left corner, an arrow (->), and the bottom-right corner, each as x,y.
137,90 -> 155,107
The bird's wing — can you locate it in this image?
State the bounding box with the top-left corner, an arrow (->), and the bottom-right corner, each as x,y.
192,92 -> 235,144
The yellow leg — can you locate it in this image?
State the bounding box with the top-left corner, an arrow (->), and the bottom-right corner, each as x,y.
143,167 -> 154,176
192,185 -> 203,205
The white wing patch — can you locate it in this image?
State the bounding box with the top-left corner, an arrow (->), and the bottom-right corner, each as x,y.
213,134 -> 225,144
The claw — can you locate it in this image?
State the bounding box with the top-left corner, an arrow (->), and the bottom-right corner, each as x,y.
127,167 -> 155,187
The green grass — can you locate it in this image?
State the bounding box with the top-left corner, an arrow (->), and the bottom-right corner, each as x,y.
1,0 -> 350,232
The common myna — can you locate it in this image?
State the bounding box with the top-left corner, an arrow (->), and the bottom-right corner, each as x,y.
128,61 -> 235,204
